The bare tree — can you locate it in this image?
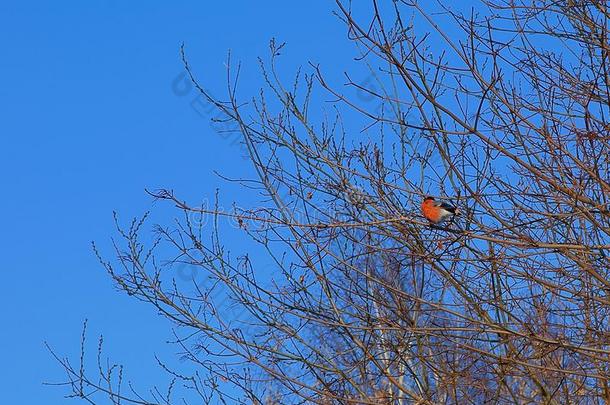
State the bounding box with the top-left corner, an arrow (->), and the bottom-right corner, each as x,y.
49,1 -> 610,403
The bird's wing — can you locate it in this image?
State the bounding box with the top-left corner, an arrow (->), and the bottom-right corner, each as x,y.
435,201 -> 457,213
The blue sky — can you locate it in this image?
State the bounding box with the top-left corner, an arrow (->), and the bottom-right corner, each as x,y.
0,1 -> 359,402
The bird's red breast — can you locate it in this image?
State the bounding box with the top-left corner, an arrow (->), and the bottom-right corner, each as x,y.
421,198 -> 442,223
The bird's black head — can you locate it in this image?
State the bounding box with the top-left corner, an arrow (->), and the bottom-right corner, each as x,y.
424,196 -> 435,201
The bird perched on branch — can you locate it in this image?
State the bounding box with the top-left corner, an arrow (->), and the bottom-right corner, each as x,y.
421,196 -> 459,224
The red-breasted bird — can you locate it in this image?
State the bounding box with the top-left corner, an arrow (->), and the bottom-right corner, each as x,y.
421,196 -> 459,224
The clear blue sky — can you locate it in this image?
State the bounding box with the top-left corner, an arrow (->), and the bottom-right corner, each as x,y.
0,1 -> 359,402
